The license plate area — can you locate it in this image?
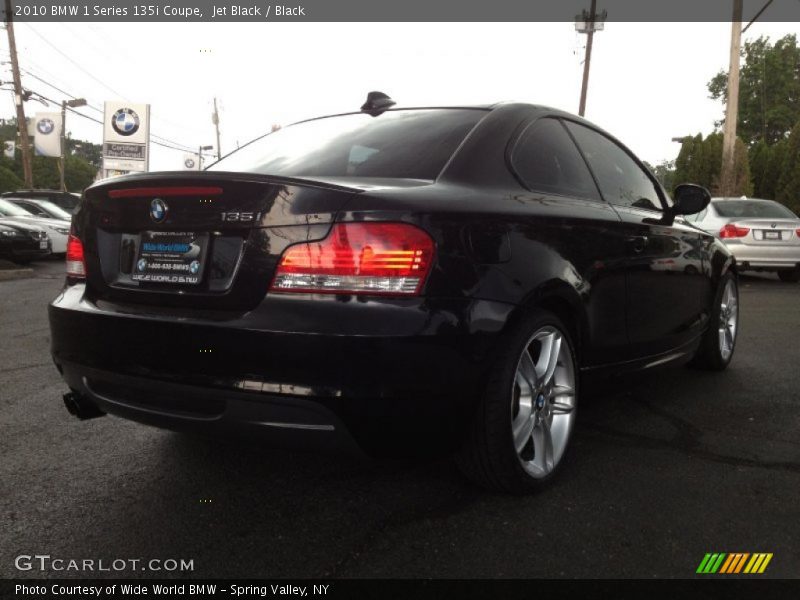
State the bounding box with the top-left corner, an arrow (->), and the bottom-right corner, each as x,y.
39,240 -> 48,249
762,230 -> 782,240
132,231 -> 209,285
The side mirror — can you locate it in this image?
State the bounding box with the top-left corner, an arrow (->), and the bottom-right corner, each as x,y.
672,183 -> 711,216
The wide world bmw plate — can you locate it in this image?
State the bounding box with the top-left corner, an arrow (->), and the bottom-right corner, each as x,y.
132,231 -> 209,285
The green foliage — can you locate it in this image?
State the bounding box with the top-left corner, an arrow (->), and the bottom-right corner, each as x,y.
673,132 -> 752,196
708,34 -> 800,146
776,121 -> 800,213
0,165 -> 22,193
0,117 -> 99,192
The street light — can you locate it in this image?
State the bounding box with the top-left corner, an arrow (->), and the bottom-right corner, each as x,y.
60,98 -> 86,192
198,144 -> 214,170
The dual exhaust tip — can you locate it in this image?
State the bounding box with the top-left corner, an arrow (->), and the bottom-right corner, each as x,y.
63,391 -> 105,420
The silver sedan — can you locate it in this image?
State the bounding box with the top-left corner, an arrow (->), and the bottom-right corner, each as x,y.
686,197 -> 800,282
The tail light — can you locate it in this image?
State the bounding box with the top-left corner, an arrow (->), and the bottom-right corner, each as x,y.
66,233 -> 86,278
271,222 -> 435,295
719,224 -> 750,239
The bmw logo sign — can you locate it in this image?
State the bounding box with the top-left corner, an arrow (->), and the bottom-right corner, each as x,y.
137,259 -> 147,272
189,260 -> 200,275
37,118 -> 55,135
112,108 -> 140,136
184,158 -> 196,169
150,198 -> 167,223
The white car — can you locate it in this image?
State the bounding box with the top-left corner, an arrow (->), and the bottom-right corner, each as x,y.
0,198 -> 69,254
6,197 -> 73,222
686,197 -> 800,282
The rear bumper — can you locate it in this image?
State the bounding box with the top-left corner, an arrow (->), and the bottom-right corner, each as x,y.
49,284 -> 514,456
723,241 -> 800,269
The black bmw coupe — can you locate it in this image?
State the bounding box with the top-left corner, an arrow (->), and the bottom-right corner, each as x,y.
49,94 -> 738,492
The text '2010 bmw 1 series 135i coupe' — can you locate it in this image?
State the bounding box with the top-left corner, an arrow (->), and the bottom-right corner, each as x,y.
49,93 -> 739,493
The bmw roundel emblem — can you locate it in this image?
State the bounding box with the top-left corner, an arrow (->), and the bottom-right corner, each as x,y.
112,108 -> 140,136
37,118 -> 55,135
150,198 -> 167,223
189,260 -> 200,275
137,258 -> 147,272
184,158 -> 196,169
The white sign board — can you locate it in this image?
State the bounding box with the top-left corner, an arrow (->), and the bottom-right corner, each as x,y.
183,153 -> 200,170
33,112 -> 63,157
102,101 -> 150,174
3,141 -> 15,159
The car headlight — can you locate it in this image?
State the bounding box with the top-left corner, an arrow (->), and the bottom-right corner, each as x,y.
1,230 -> 19,237
51,227 -> 70,235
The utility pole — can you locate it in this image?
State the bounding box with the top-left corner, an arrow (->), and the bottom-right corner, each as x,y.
60,98 -> 86,191
212,97 -> 221,159
575,0 -> 606,117
5,0 -> 33,188
720,0 -> 743,196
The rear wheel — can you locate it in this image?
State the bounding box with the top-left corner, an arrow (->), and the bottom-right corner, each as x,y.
689,273 -> 738,371
456,310 -> 578,493
777,268 -> 800,283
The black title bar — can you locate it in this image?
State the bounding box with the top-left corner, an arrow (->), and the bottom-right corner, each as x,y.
3,0 -> 800,22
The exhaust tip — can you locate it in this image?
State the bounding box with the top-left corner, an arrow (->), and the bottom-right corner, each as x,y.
63,391 -> 106,420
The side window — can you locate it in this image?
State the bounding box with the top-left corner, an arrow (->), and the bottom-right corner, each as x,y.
565,122 -> 663,211
511,118 -> 600,201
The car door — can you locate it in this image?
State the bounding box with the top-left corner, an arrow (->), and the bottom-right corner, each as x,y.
564,121 -> 713,360
508,117 -> 630,367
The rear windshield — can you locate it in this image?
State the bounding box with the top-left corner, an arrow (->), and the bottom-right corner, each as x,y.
208,109 -> 485,180
714,200 -> 797,219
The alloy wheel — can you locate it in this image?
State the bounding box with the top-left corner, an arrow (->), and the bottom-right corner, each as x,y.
510,326 -> 577,479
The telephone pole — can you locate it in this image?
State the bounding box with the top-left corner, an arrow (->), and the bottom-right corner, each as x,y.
575,0 -> 606,117
212,97 -> 221,159
719,0 -> 743,196
5,0 -> 33,188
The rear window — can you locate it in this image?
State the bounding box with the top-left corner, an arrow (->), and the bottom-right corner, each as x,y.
714,200 -> 797,219
208,109 -> 485,180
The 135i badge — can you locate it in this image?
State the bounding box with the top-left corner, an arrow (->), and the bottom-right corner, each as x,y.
220,211 -> 262,223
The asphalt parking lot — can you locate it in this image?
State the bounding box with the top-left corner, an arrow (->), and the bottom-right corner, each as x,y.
1,261 -> 798,579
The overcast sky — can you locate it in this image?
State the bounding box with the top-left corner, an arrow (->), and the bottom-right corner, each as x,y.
3,21 -> 799,171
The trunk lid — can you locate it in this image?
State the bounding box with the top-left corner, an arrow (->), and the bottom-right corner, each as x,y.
722,217 -> 800,246
78,172 -> 364,310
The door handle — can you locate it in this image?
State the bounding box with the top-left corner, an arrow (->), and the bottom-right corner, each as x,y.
627,235 -> 648,254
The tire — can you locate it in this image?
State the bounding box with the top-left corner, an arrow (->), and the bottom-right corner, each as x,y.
777,268 -> 800,283
688,272 -> 739,371
456,309 -> 578,493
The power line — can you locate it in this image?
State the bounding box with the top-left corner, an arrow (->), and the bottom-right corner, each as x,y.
22,86 -> 198,154
21,22 -> 130,101
13,66 -> 199,153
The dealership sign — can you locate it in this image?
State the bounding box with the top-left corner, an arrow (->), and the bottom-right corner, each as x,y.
103,101 -> 150,173
33,112 -> 63,157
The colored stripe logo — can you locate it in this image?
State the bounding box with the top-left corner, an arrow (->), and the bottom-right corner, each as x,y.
697,553 -> 773,574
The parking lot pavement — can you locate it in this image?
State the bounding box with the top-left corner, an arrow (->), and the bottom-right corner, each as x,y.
1,261 -> 798,579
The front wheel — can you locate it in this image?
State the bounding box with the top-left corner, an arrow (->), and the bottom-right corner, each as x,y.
456,310 -> 578,493
688,272 -> 739,371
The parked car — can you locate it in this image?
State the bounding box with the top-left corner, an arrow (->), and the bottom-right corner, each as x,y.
0,199 -> 69,254
1,189 -> 81,213
49,97 -> 738,493
6,197 -> 73,222
0,220 -> 51,263
686,197 -> 800,282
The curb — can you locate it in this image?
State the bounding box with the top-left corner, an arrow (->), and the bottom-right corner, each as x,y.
0,268 -> 35,281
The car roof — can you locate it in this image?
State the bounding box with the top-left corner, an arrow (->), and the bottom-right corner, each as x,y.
711,197 -> 776,202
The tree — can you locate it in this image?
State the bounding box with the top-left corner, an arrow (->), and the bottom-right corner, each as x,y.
764,139 -> 788,200
708,34 -> 800,146
776,121 -> 800,213
0,117 -> 99,192
0,165 -> 22,193
673,132 -> 752,196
